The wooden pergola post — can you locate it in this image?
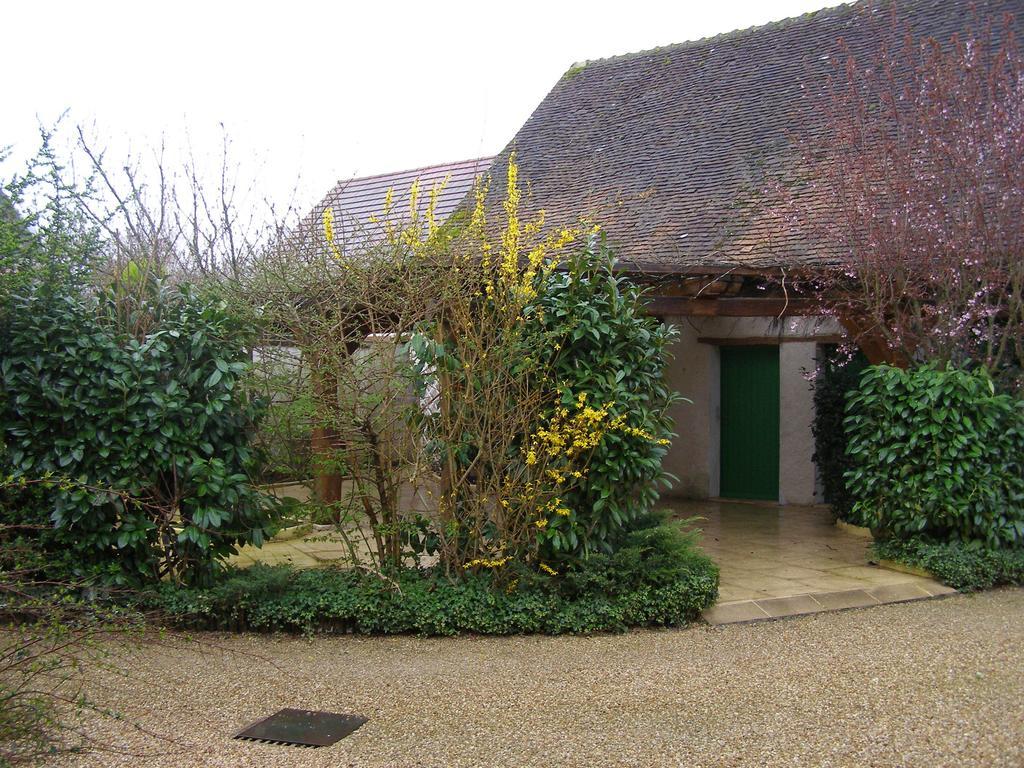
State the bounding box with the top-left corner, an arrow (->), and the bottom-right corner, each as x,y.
310,350 -> 343,507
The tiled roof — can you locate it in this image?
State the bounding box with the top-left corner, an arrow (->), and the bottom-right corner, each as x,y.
484,0 -> 1023,273
300,157 -> 493,255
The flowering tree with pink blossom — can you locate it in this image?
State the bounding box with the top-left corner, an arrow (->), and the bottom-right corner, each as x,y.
805,10 -> 1024,391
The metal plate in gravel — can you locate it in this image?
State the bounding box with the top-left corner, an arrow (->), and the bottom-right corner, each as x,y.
234,708 -> 367,747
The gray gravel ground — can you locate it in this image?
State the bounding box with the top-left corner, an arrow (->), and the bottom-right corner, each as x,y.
50,588 -> 1023,768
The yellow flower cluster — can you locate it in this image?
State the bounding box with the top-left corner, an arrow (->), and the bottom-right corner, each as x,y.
618,424 -> 671,446
524,391 -> 671,528
541,497 -> 571,517
322,207 -> 345,262
539,563 -> 558,576
472,153 -> 582,307
499,156 -> 522,285
329,174 -> 450,263
534,392 -> 616,466
463,556 -> 512,570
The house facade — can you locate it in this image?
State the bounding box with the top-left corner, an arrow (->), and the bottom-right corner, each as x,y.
476,0 -> 1022,505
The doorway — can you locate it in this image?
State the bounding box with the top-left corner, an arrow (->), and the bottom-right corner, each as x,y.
719,345 -> 780,501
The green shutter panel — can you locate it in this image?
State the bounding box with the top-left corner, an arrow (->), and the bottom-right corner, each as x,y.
719,346 -> 780,501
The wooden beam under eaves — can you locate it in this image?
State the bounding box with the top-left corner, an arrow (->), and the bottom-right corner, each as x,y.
642,296 -> 824,317
697,335 -> 845,346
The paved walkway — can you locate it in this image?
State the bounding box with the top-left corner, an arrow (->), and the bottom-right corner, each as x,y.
237,498 -> 955,625
231,527 -> 353,569
662,500 -> 955,624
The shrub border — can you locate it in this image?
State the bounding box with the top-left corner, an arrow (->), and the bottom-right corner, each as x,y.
872,539 -> 1024,592
147,561 -> 719,637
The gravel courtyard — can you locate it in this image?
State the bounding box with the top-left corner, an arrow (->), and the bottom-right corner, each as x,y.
52,589 -> 1023,768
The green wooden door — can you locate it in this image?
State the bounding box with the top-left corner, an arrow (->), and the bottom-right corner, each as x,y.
719,346 -> 780,501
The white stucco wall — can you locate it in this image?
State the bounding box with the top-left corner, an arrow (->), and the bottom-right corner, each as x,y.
778,341 -> 819,505
661,314 -> 843,505
662,321 -> 716,498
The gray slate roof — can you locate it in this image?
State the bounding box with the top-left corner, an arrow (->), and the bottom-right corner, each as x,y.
486,0 -> 1023,273
301,157 -> 493,256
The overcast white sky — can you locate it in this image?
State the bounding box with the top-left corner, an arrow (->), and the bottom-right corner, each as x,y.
4,0 -> 840,215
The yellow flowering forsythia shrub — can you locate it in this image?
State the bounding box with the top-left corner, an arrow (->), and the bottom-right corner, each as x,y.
407,154 -> 603,578
409,155 -> 678,576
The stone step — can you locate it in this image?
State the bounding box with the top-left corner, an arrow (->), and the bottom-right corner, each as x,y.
703,582 -> 958,625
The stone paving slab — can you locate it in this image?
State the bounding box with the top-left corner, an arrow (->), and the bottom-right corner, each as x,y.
701,600 -> 772,624
809,588 -> 881,611
703,583 -> 957,625
756,593 -> 825,618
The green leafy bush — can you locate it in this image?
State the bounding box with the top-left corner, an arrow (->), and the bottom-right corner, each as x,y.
528,237 -> 679,559
0,139 -> 157,764
0,282 -> 278,585
812,347 -> 868,523
148,522 -> 718,636
554,516 -> 710,596
873,539 -> 1024,592
0,136 -> 100,315
844,365 -> 1024,547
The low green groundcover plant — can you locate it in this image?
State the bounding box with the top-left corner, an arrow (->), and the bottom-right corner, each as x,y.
148,520 -> 718,636
873,539 -> 1024,592
844,364 -> 1024,547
